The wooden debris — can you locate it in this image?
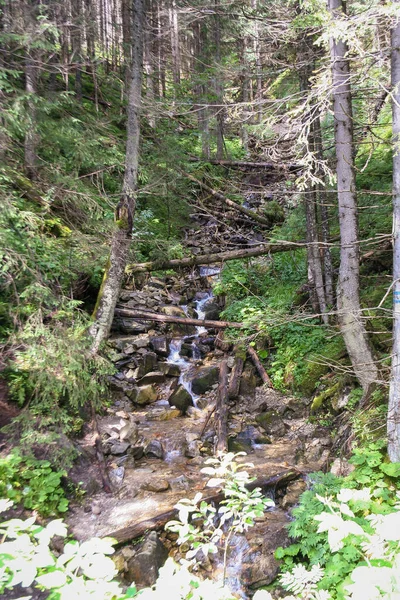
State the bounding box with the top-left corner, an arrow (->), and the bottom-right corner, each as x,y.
114,307 -> 243,329
216,360 -> 228,452
127,241 -> 298,274
248,346 -> 274,387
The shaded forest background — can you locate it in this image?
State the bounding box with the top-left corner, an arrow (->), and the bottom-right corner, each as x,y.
0,0 -> 398,455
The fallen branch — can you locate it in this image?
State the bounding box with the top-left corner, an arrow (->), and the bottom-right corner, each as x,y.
216,360 -> 228,453
127,241 -> 298,273
185,172 -> 272,226
114,307 -> 243,329
248,346 -> 274,387
106,469 -> 301,544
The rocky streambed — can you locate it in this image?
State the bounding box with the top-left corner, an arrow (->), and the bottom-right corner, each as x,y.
66,268 -> 334,596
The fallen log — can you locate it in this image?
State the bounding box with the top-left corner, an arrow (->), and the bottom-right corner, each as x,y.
127,241 -> 298,273
248,346 -> 274,387
228,348 -> 245,399
114,307 -> 243,329
185,172 -> 272,226
216,360 -> 229,452
105,469 -> 301,544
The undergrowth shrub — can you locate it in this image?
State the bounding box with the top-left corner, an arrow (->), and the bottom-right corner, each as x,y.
276,441 -> 400,598
0,453 -> 68,516
6,303 -> 113,434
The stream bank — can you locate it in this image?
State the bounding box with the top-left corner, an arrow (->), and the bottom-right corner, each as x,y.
67,269 -> 334,595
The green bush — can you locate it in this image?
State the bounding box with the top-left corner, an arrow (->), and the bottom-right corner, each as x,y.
0,453 -> 68,516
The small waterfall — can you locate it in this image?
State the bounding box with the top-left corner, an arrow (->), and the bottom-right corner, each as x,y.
166,291 -> 216,407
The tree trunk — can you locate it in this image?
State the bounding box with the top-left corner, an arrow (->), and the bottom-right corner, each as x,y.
71,0 -> 83,101
248,346 -> 273,387
127,240 -> 298,273
388,4 -> 400,461
328,0 -> 378,392
216,360 -> 228,452
169,0 -> 180,86
24,56 -> 38,180
90,0 -> 145,354
114,308 -> 243,329
228,348 -> 245,399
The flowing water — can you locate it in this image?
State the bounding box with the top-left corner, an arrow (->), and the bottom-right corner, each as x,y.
167,291 -> 215,406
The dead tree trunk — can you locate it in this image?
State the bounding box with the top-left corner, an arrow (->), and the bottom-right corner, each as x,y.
90,0 -> 145,354
248,346 -> 273,387
328,0 -> 378,392
388,4 -> 400,462
228,348 -> 245,399
114,308 -> 243,329
127,241 -> 299,273
216,360 -> 228,452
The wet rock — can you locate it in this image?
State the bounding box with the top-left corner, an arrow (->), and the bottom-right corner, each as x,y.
242,512 -> 291,589
330,457 -> 355,477
150,336 -> 170,357
145,440 -> 164,459
129,385 -> 158,405
184,439 -> 202,458
281,480 -> 307,509
168,385 -> 193,413
191,366 -> 219,395
143,479 -> 170,493
228,435 -> 253,454
126,532 -> 168,587
169,475 -> 191,491
162,305 -> 187,317
92,503 -> 101,515
148,408 -> 181,421
109,466 -> 125,486
203,299 -> 221,321
138,371 -> 166,386
159,363 -> 181,377
130,445 -> 144,460
110,441 -> 130,455
133,335 -> 151,349
119,320 -> 149,334
125,368 -> 139,380
138,352 -> 158,376
256,411 -> 286,438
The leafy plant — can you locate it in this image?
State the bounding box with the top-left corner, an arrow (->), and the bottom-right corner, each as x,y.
166,452 -> 274,583
0,453 -> 68,516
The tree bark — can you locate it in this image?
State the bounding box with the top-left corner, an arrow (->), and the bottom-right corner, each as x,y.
328,0 -> 378,392
216,359 -> 228,452
24,55 -> 38,180
114,307 -> 243,329
127,240 -> 299,273
228,348 -> 245,399
388,4 -> 400,462
248,346 -> 273,387
90,0 -> 145,354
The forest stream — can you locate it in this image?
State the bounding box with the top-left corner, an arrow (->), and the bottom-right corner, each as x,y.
66,235 -> 333,596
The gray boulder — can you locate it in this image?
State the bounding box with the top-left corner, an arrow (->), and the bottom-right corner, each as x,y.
169,385 -> 193,413
126,532 -> 168,587
191,366 -> 219,395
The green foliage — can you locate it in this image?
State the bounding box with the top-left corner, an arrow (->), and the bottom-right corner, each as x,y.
166,452 -> 273,578
0,499 -> 236,600
0,454 -> 68,516
276,445 -> 400,599
6,303 -> 113,433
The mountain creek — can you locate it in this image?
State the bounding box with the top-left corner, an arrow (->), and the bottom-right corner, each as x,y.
66,261 -> 338,596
